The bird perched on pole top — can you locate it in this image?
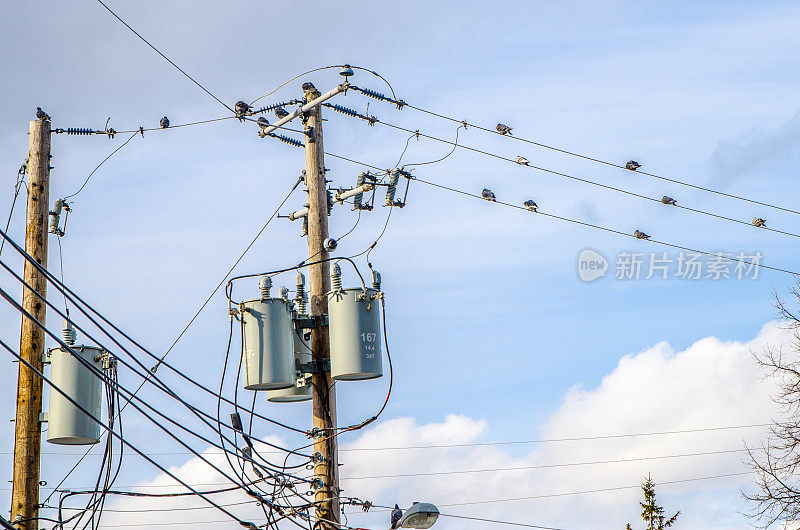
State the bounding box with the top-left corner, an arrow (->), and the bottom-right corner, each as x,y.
36,107 -> 50,121
752,217 -> 767,228
160,116 -> 170,129
302,82 -> 321,99
634,230 -> 650,240
390,504 -> 402,529
234,101 -> 250,122
661,196 -> 677,206
481,189 -> 496,202
274,107 -> 289,119
625,160 -> 641,171
496,123 -> 513,135
524,199 -> 538,212
515,156 -> 530,166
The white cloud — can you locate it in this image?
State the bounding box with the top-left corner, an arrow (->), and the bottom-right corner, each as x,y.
93,322 -> 789,529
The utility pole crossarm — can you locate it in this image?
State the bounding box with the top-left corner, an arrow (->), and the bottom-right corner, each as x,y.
259,83 -> 348,137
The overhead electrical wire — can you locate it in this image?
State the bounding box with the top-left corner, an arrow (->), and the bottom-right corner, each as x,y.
0,160 -> 26,257
63,131 -> 139,200
0,338 -> 256,529
412,176 -> 800,276
94,0 -> 235,114
351,84 -> 800,217
342,109 -> 800,241
260,132 -> 800,277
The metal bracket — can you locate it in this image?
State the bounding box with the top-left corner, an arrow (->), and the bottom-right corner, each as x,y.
42,350 -> 52,364
300,359 -> 330,374
293,314 -> 328,330
39,412 -> 48,423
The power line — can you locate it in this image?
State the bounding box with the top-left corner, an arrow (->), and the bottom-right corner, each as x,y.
339,448 -> 756,480
439,513 -> 563,530
357,114 -> 800,241
413,176 -> 800,277
437,471 -> 751,507
63,131 -> 139,200
351,85 -> 800,217
94,0 -> 235,114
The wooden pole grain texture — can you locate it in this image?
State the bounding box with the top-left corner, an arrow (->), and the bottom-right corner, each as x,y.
11,118 -> 51,529
302,83 -> 340,529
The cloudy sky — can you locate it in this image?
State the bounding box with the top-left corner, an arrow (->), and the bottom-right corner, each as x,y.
1,1 -> 800,529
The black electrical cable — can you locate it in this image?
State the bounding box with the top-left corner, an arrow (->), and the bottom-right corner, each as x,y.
0,224 -> 309,437
0,252 -> 311,463
0,337 -> 255,528
0,284 -> 310,508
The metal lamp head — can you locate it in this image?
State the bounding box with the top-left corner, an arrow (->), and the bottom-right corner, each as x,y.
399,502 -> 439,529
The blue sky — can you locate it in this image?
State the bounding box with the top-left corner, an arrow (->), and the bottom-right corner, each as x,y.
1,1 -> 799,528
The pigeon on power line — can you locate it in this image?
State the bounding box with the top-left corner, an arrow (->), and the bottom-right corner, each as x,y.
274,107 -> 289,119
160,116 -> 170,129
235,101 -> 251,122
390,505 -> 402,529
634,230 -> 650,240
515,156 -> 530,166
752,217 -> 767,228
524,200 -> 539,212
496,123 -> 513,136
35,107 -> 50,121
661,196 -> 677,206
481,189 -> 496,202
625,160 -> 641,171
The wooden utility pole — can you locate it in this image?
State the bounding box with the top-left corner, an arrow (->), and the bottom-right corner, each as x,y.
11,116 -> 51,529
302,82 -> 340,529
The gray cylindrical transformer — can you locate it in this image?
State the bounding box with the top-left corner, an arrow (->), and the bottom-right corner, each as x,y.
241,298 -> 295,390
47,346 -> 104,445
328,288 -> 383,380
267,330 -> 312,402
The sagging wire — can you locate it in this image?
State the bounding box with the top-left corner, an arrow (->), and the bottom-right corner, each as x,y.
0,335 -> 258,529
0,160 -> 27,257
62,132 -> 139,200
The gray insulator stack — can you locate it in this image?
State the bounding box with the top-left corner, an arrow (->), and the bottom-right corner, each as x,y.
353,173 -> 366,209
371,269 -> 382,291
301,216 -> 308,237
327,189 -> 334,215
63,319 -> 77,346
331,263 -> 343,291
295,272 -> 307,314
259,276 -> 272,301
385,169 -> 400,206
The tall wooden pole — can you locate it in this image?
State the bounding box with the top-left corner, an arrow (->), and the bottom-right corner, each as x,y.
302,82 -> 340,529
11,117 -> 51,529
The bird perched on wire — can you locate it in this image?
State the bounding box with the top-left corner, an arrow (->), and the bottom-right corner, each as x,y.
752,217 -> 766,228
515,156 -> 530,166
661,196 -> 677,206
634,230 -> 650,240
481,189 -> 496,202
625,160 -> 641,171
496,123 -> 513,135
235,101 -> 251,122
36,107 -> 50,121
274,107 -> 289,119
257,117 -> 269,129
160,116 -> 170,129
390,505 -> 402,529
524,199 -> 539,212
